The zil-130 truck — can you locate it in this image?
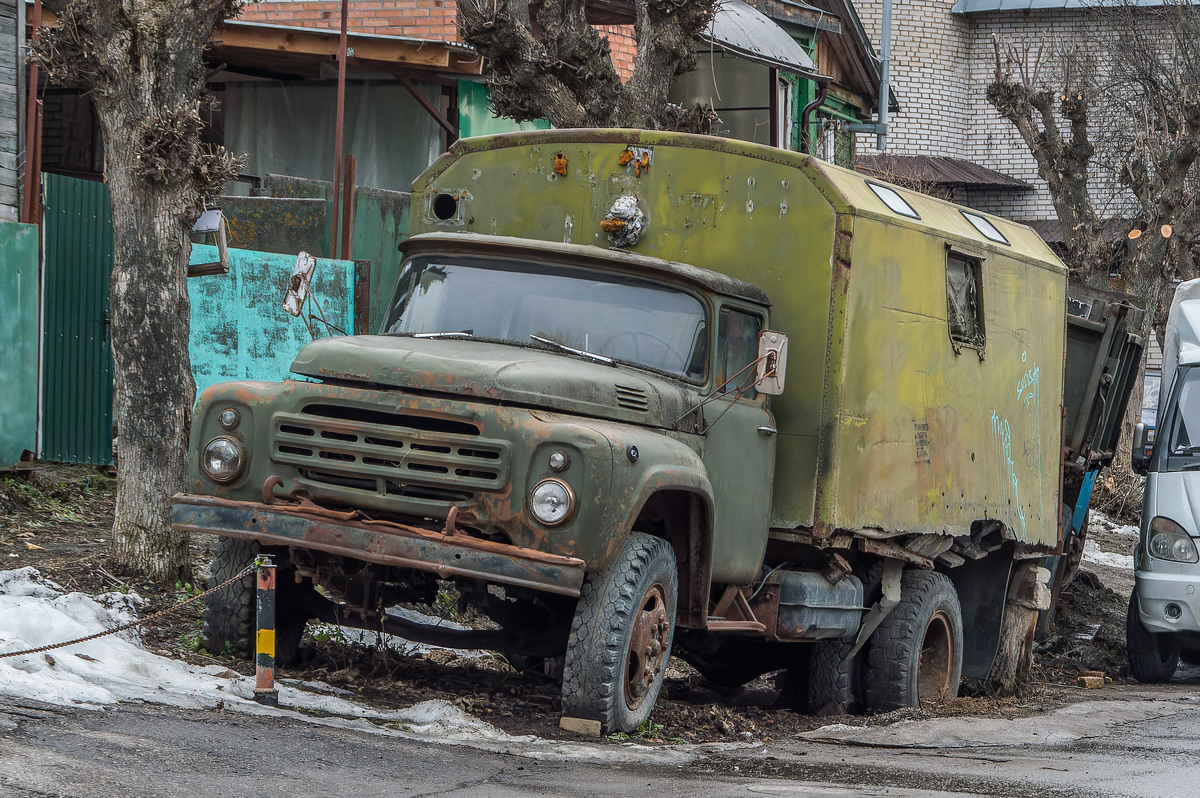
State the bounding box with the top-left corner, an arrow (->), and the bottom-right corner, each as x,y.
173,130 -> 1141,733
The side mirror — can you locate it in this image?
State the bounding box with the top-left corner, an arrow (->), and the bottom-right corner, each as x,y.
1132,421 -> 1151,475
756,330 -> 788,396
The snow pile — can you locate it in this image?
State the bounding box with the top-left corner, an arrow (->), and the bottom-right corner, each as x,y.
0,568 -> 703,764
0,567 -> 496,729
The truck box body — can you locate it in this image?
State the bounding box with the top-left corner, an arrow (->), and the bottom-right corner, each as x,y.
409,130 -> 1067,547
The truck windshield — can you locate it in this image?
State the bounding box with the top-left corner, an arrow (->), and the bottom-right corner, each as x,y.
1163,366 -> 1200,469
381,256 -> 709,379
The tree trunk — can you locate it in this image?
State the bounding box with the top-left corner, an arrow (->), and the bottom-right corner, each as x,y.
985,563 -> 1050,695
33,1 -> 244,582
97,92 -> 196,583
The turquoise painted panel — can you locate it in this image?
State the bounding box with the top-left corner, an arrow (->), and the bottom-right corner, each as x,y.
0,221 -> 40,467
457,80 -> 551,139
188,245 -> 357,399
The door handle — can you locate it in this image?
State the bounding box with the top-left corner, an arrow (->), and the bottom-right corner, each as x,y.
757,426 -> 777,435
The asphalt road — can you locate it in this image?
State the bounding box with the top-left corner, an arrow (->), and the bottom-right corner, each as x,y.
1,689 -> 1199,798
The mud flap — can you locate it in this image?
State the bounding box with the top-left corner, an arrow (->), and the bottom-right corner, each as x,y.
946,544 -> 1014,679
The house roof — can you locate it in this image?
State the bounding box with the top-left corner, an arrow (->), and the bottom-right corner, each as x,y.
951,0 -> 1170,13
1023,218 -> 1133,245
701,0 -> 824,78
210,19 -> 483,79
855,154 -> 1030,190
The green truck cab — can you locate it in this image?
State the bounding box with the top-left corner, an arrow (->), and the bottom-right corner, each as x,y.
174,130 -> 1140,733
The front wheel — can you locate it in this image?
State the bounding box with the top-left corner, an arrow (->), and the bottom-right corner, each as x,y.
1126,587 -> 1179,683
864,569 -> 963,712
201,537 -> 310,667
561,533 -> 678,734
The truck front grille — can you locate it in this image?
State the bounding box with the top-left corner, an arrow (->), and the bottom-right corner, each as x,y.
271,404 -> 508,499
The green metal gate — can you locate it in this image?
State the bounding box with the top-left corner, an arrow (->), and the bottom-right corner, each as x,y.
41,172 -> 115,465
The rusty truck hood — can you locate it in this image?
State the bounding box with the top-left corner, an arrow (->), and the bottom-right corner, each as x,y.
290,335 -> 696,429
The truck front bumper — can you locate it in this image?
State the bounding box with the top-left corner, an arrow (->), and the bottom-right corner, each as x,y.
172,494 -> 586,597
1135,570 -> 1200,634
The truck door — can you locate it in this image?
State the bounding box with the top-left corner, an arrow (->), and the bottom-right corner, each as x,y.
703,306 -> 777,584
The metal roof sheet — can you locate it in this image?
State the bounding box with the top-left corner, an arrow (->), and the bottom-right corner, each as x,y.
855,154 -> 1031,190
701,0 -> 824,78
951,0 -> 1167,13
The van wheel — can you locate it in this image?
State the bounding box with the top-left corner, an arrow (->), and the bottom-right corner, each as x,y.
1126,587 -> 1179,683
201,538 -> 308,667
864,570 -> 963,712
561,533 -> 677,734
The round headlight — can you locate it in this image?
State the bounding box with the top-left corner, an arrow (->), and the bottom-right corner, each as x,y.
219,408 -> 240,430
530,479 -> 573,526
202,437 -> 244,483
548,450 -> 570,472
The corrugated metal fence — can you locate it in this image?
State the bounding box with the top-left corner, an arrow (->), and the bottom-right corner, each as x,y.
41,172 -> 115,465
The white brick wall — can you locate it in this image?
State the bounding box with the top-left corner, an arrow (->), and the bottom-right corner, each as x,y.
854,2 -> 1136,224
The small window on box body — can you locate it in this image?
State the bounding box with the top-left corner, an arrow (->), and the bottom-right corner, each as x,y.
946,252 -> 985,351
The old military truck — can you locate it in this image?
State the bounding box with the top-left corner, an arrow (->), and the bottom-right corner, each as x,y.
174,130 -> 1138,734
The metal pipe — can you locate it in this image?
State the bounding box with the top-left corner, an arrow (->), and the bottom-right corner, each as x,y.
340,154 -> 356,260
330,0 -> 349,259
799,81 -> 829,155
22,0 -> 42,224
877,0 -> 892,151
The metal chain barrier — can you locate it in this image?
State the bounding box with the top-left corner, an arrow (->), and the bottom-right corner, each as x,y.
0,563 -> 257,660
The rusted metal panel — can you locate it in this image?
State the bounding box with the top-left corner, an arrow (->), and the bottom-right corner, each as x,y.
172,495 -> 586,597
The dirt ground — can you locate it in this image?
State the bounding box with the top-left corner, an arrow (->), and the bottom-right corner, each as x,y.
0,463 -> 1153,744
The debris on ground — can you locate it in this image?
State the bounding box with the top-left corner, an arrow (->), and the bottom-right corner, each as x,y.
0,464 -> 1162,745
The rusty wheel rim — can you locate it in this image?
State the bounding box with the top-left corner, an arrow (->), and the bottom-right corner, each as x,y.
624,582 -> 670,711
917,609 -> 954,707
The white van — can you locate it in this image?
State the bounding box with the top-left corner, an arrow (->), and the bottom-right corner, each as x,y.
1129,279 -> 1200,680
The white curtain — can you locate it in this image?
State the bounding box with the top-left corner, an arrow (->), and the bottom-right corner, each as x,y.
224,80 -> 443,193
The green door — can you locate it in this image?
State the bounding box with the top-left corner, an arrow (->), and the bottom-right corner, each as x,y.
41,173 -> 115,465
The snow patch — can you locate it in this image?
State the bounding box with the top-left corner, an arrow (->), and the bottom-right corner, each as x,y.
1082,538 -> 1134,570
0,568 -> 698,765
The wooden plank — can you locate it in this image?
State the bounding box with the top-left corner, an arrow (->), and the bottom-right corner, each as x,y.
214,24 -> 461,71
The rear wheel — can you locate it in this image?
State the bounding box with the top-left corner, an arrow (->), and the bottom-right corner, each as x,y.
806,637 -> 862,715
1126,587 -> 1179,683
201,538 -> 309,667
864,569 -> 963,712
561,533 -> 677,734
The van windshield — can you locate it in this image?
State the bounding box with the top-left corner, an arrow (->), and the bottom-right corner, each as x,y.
1163,366 -> 1200,470
381,255 -> 709,379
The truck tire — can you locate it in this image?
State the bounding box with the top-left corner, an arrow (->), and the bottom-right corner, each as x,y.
807,638 -> 862,715
1126,588 -> 1179,683
201,538 -> 307,667
561,533 -> 677,734
864,569 -> 963,712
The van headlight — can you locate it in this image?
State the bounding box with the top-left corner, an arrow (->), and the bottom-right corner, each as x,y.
530,479 -> 573,526
1147,517 -> 1199,563
202,436 -> 245,483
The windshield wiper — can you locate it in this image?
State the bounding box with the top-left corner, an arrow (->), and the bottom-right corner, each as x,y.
529,334 -> 614,365
411,330 -> 473,339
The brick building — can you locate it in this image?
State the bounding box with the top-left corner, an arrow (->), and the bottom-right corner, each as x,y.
851,0 -> 1125,233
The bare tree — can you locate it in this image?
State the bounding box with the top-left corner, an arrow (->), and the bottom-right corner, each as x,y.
458,0 -> 719,130
33,1 -> 244,581
986,1 -> 1200,329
